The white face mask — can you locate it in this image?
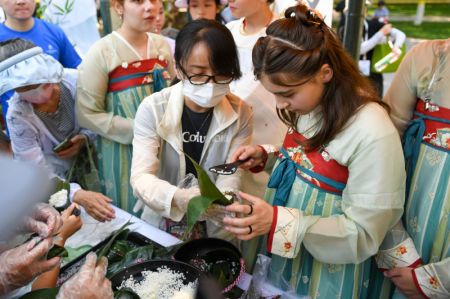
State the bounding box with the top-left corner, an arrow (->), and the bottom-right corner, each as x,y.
182,80 -> 230,108
17,85 -> 49,105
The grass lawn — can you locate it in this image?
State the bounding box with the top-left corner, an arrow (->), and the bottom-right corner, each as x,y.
368,3 -> 450,17
390,21 -> 450,39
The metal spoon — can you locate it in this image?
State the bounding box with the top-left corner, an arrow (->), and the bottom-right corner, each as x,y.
209,158 -> 250,175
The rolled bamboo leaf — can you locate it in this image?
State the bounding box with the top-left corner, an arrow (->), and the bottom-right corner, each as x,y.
182,155 -> 234,239
185,155 -> 230,206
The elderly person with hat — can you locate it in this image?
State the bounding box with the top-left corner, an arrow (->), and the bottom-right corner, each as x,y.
0,38 -> 115,222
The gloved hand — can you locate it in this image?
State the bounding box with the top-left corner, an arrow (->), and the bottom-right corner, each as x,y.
23,203 -> 63,238
0,238 -> 60,295
198,204 -> 231,225
172,187 -> 201,213
57,252 -> 113,299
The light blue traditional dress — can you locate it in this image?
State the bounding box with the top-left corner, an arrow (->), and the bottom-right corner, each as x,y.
372,40 -> 450,299
97,58 -> 170,213
256,116 -> 405,299
374,99 -> 450,299
77,32 -> 172,214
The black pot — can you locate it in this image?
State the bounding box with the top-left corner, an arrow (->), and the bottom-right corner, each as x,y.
174,238 -> 243,298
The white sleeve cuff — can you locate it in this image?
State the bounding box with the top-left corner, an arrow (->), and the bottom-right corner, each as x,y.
414,264 -> 450,299
69,182 -> 81,202
375,237 -> 422,270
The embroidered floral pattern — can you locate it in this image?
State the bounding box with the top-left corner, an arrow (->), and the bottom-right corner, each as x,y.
327,264 -> 343,273
396,246 -> 408,256
425,150 -> 442,166
424,128 -> 450,149
409,216 -> 420,233
284,242 -> 292,252
429,276 -> 440,289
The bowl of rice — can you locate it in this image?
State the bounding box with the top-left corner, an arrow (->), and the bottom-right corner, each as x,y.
110,260 -> 202,299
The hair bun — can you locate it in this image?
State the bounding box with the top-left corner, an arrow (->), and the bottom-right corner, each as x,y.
285,4 -> 324,26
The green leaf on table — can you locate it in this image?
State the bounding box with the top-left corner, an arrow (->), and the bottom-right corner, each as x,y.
106,239 -> 132,263
19,287 -> 59,299
47,244 -> 68,259
107,244 -> 154,278
97,220 -> 132,262
63,245 -> 92,264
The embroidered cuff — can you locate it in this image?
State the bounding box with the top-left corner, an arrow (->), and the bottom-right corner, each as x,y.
250,145 -> 269,173
375,238 -> 422,271
267,206 -> 301,259
413,265 -> 450,299
413,264 -> 450,299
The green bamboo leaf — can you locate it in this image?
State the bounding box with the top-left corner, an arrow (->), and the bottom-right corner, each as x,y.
52,3 -> 65,13
185,154 -> 230,205
183,195 -> 227,240
97,220 -> 132,262
47,244 -> 68,259
114,288 -> 140,299
67,0 -> 74,12
19,287 -> 59,299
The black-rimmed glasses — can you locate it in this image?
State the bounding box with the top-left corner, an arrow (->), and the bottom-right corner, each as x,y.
179,66 -> 234,85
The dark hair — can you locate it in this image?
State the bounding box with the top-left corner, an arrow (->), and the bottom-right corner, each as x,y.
253,4 -> 388,151
187,0 -> 226,24
0,38 -> 36,62
175,19 -> 241,79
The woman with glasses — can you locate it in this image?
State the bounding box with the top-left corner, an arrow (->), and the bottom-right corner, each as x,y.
130,19 -> 252,241
76,0 -> 174,215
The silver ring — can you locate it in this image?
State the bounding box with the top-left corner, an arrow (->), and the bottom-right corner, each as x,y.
248,225 -> 252,235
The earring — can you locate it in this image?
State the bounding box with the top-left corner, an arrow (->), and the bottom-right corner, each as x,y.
118,11 -> 123,20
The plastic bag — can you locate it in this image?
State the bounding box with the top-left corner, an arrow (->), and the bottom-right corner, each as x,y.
245,254 -> 309,299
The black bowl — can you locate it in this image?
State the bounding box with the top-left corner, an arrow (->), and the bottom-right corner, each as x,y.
174,238 -> 241,263
109,259 -> 202,290
174,238 -> 243,297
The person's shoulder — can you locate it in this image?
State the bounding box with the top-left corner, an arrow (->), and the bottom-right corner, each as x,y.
33,18 -> 64,35
142,83 -> 175,108
227,93 -> 252,116
351,102 -> 397,139
148,33 -> 172,54
82,34 -> 114,62
411,39 -> 446,57
6,94 -> 32,118
226,19 -> 243,31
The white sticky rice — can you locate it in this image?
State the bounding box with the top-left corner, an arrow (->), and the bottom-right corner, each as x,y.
49,189 -> 68,208
120,266 -> 197,299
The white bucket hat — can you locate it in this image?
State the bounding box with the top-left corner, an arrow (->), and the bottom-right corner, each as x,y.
175,0 -> 228,8
0,47 -> 63,95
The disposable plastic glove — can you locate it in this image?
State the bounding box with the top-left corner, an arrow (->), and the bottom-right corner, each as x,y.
172,187 -> 201,213
198,190 -> 237,224
23,203 -> 63,238
198,204 -> 230,225
0,238 -> 60,295
56,252 -> 113,299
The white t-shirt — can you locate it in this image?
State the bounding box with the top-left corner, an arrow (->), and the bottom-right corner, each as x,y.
226,17 -> 287,197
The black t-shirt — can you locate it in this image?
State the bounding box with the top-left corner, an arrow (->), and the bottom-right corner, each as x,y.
362,18 -> 385,61
181,105 -> 213,177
